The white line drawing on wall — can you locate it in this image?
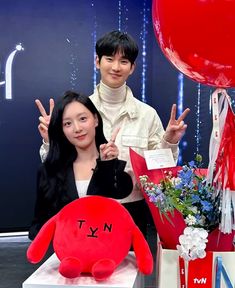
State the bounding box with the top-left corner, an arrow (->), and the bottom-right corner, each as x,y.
0,43 -> 24,100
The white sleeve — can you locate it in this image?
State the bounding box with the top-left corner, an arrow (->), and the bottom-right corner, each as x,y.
39,140 -> 49,162
160,137 -> 179,163
148,109 -> 179,163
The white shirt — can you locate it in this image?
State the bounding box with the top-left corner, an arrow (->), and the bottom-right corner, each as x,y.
76,180 -> 90,198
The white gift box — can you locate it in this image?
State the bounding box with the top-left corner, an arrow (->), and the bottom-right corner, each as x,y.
22,252 -> 144,288
156,243 -> 235,288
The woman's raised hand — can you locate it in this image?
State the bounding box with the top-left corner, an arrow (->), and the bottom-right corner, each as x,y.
100,127 -> 120,161
35,98 -> 55,143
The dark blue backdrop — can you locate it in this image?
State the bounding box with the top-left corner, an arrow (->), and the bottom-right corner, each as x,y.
0,0 -> 233,232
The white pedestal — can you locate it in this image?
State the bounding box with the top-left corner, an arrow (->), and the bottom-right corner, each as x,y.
22,252 -> 144,288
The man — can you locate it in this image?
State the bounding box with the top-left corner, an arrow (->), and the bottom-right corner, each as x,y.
36,30 -> 190,236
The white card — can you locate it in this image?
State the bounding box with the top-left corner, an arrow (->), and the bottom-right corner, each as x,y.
144,149 -> 176,170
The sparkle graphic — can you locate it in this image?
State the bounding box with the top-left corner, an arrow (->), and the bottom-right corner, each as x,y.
66,38 -> 79,90
0,43 -> 24,100
118,0 -> 122,31
140,0 -> 148,103
177,73 -> 184,116
195,83 -> 201,154
118,1 -> 129,32
91,1 -> 98,90
177,73 -> 184,164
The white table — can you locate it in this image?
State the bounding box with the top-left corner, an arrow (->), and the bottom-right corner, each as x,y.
22,252 -> 144,288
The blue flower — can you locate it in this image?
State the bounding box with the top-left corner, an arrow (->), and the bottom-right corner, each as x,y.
201,200 -> 213,212
188,160 -> 195,168
192,194 -> 200,203
139,155 -> 220,232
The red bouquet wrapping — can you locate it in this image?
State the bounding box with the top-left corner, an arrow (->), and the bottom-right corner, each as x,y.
129,148 -> 235,252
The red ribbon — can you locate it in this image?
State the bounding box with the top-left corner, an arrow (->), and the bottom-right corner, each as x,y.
215,107 -> 235,190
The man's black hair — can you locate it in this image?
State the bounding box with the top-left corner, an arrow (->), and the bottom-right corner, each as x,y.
96,30 -> 139,65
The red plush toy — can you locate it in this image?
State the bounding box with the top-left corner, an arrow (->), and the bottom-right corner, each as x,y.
27,196 -> 153,281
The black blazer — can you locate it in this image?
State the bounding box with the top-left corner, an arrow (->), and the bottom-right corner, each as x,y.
29,158 -> 133,240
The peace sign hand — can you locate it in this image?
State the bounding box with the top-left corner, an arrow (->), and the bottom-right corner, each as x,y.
164,104 -> 190,144
100,127 -> 120,161
35,98 -> 55,143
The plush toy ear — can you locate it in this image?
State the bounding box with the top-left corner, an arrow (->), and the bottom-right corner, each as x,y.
27,215 -> 57,264
132,226 -> 153,275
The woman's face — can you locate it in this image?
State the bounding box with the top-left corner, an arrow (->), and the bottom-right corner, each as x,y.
62,101 -> 98,150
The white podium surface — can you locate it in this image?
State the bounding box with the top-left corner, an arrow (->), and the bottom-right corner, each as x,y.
22,252 -> 143,288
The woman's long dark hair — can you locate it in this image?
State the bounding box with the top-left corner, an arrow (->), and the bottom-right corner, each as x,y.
46,91 -> 106,171
41,91 -> 107,202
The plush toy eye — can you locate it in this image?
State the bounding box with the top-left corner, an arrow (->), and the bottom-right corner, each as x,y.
77,219 -> 86,228
103,223 -> 112,232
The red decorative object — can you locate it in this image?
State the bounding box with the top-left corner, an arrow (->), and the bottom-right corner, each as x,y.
152,0 -> 235,87
214,107 -> 235,191
129,148 -> 235,251
27,196 -> 153,280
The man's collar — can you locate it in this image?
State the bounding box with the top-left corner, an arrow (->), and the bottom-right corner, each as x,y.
91,84 -> 139,118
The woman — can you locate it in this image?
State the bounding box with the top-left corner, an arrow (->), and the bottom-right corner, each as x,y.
29,91 -> 133,240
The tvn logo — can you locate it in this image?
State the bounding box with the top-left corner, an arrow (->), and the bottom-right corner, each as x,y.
193,278 -> 207,284
0,43 -> 24,100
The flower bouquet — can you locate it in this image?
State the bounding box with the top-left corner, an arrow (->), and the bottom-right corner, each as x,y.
129,148 -> 235,261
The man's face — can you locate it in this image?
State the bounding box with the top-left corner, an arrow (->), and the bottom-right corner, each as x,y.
96,51 -> 135,88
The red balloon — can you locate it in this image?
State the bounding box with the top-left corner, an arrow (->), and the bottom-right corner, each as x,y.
152,0 -> 235,87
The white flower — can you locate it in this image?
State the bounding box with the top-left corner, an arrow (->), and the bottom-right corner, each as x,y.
185,214 -> 197,226
170,177 -> 181,186
177,227 -> 208,261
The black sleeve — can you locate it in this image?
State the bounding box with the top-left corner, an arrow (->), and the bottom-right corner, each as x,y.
28,165 -> 51,240
90,158 -> 133,199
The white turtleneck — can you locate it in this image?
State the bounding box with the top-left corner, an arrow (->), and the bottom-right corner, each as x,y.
98,81 -> 127,124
